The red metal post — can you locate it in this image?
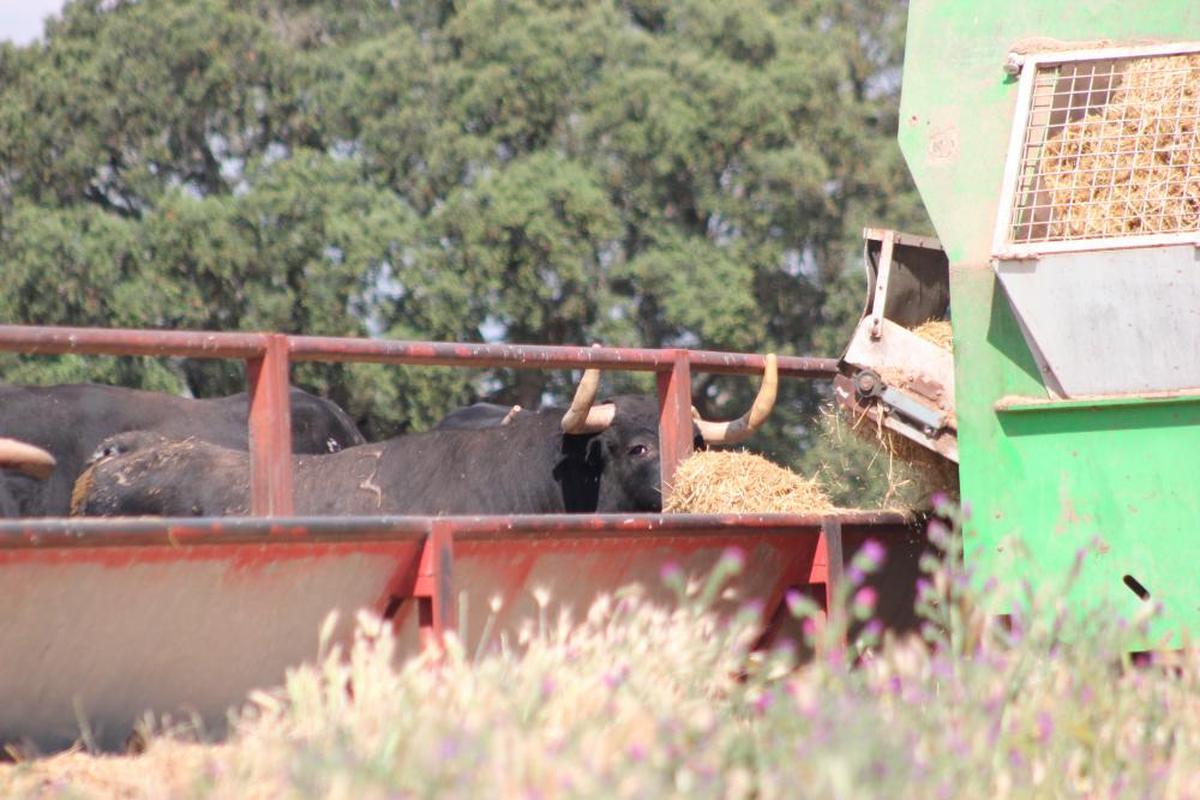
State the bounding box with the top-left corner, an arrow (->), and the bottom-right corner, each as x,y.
819,516 -> 846,647
415,520 -> 456,652
821,516 -> 845,606
657,350 -> 694,501
246,334 -> 294,516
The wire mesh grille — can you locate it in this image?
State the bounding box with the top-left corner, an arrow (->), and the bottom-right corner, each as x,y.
1007,51 -> 1200,245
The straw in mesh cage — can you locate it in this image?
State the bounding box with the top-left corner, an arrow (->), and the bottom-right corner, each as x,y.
1007,51 -> 1200,244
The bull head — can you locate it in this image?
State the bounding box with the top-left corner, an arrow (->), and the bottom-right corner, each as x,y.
561,353 -> 779,445
0,437 -> 56,480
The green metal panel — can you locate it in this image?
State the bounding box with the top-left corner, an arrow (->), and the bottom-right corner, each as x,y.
899,0 -> 1200,265
900,0 -> 1200,640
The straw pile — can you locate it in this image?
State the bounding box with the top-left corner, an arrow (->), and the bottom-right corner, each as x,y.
664,451 -> 833,514
911,319 -> 953,351
1037,53 -> 1200,238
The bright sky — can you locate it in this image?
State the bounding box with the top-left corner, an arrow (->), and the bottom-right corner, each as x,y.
0,0 -> 67,46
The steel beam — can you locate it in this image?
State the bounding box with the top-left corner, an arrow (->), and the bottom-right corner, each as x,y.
657,351 -> 694,497
246,334 -> 294,516
415,520 -> 456,652
0,325 -> 267,359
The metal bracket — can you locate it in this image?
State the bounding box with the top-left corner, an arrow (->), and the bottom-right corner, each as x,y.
868,231 -> 896,340
880,386 -> 948,435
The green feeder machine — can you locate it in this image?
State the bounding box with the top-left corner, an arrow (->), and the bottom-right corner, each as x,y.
844,0 -> 1200,643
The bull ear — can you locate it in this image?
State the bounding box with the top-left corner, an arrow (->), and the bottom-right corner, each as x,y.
584,435 -> 610,470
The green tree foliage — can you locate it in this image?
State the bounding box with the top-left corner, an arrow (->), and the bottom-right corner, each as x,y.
0,0 -> 928,473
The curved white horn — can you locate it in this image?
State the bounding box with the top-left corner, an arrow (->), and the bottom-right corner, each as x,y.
560,367 -> 616,434
0,437 -> 56,480
694,353 -> 778,445
561,346 -> 618,434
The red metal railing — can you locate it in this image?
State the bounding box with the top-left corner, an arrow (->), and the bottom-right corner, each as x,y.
0,324 -> 839,516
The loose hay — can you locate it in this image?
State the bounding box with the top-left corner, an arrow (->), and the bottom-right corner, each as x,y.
911,319 -> 953,351
664,450 -> 833,514
819,404 -> 958,512
1031,52 -> 1200,239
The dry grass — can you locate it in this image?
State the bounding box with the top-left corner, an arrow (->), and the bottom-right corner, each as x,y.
911,319 -> 953,351
826,405 -> 958,511
1036,53 -> 1200,238
664,450 -> 833,514
1,740 -> 229,798
5,533 -> 1200,799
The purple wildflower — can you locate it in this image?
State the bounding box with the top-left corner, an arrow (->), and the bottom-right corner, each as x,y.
784,589 -> 807,616
660,561 -> 683,584
853,586 -> 878,615
859,539 -> 886,568
721,546 -> 746,572
1036,711 -> 1054,743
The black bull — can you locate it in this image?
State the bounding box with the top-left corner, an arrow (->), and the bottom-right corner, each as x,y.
74,395 -> 691,516
0,383 -> 365,517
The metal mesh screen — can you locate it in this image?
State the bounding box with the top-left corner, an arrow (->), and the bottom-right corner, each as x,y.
1007,51 -> 1200,245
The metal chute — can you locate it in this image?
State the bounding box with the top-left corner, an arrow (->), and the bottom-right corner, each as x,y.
835,228 -> 958,462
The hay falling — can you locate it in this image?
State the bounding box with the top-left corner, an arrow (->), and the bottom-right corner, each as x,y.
1033,53 -> 1200,239
820,404 -> 958,512
911,319 -> 953,351
664,451 -> 833,514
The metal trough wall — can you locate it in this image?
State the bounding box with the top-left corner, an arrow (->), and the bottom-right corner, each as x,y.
0,512 -> 918,751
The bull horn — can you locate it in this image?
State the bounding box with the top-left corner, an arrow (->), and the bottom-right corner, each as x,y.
694,353 -> 778,445
560,367 -> 616,434
0,437 -> 56,480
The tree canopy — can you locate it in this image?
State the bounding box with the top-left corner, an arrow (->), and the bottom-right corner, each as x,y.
0,0 -> 929,493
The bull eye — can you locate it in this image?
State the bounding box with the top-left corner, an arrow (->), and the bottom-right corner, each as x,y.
627,444 -> 649,457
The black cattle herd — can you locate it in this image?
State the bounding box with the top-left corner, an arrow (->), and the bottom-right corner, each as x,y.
0,356 -> 777,518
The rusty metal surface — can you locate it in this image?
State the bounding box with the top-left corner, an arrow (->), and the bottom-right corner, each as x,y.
0,325 -> 837,378
247,334 -> 295,516
416,511 -> 913,538
657,352 -> 694,496
0,513 -> 922,751
833,373 -> 960,463
0,511 -> 913,546
289,336 -> 837,379
0,325 -> 269,359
